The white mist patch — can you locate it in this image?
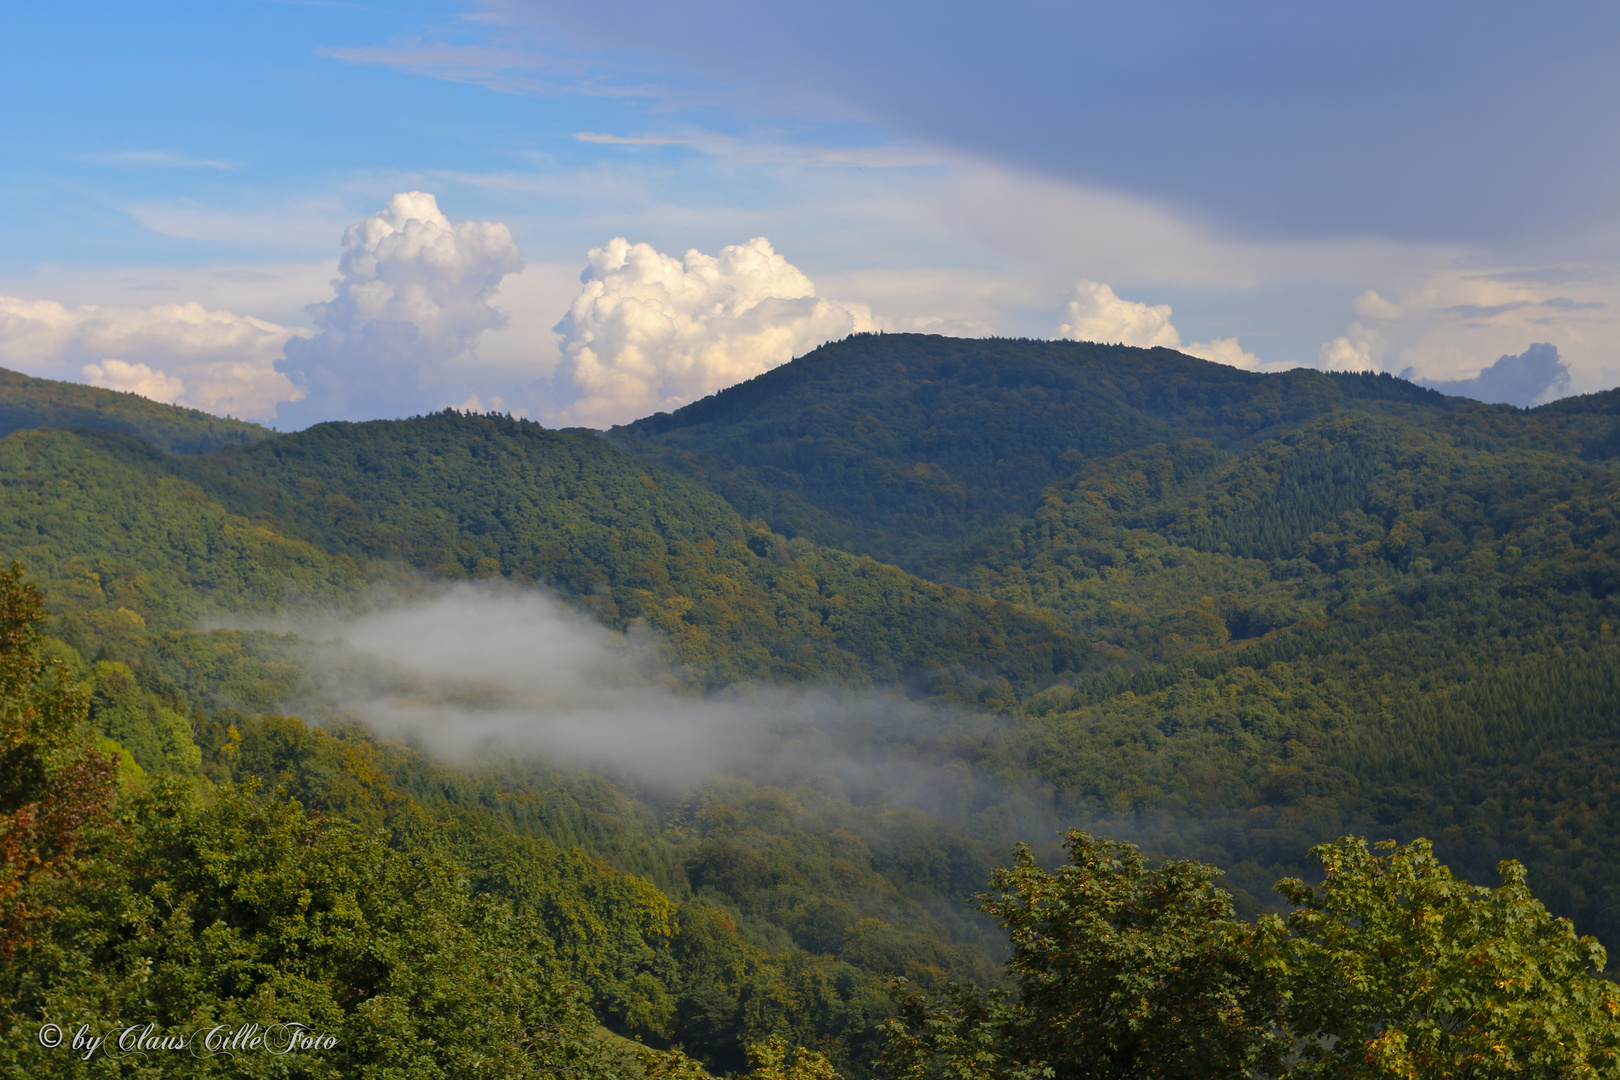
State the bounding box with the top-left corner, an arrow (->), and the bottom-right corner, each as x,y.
288,583 -> 992,799
299,586 -> 712,776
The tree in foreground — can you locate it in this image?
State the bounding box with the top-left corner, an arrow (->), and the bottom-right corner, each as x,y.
1276,836 -> 1620,1079
0,562 -> 115,960
2,779 -> 622,1079
882,830 -> 1620,1080
883,831 -> 1289,1079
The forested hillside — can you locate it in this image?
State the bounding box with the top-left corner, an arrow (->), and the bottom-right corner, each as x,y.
613,335 -> 1476,568
0,366 -> 272,455
0,415 -> 1083,694
3,338 -> 1619,1077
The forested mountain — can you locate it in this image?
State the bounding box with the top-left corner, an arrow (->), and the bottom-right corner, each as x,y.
613,335 -> 1485,568
3,338 -> 1619,1077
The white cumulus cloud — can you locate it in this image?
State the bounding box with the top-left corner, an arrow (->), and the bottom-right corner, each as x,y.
552,236 -> 875,428
1318,332 -> 1380,372
1181,336 -> 1266,370
82,360 -> 188,403
1056,280 -> 1180,348
1055,280 -> 1269,369
1319,273 -> 1615,397
0,295 -> 306,420
277,192 -> 524,426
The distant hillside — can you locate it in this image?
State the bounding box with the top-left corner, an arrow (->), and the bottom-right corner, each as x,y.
612,335 -> 1460,568
0,413 -> 1085,694
0,365 -> 272,454
176,411 -> 1086,691
0,426 -> 362,647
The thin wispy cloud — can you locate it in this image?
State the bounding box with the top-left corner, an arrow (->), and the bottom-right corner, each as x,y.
574,130 -> 946,170
317,40 -> 674,100
90,150 -> 232,170
574,132 -> 691,146
1474,267 -> 1609,287
1439,298 -> 1604,319
125,198 -> 358,252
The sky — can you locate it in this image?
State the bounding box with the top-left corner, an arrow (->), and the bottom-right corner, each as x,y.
1,0 -> 1617,427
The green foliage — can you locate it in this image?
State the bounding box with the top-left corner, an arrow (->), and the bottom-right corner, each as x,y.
0,428 -> 362,641
173,410 -> 1085,692
1272,837 -> 1620,1079
0,563 -> 116,958
616,335 -> 1451,568
884,834 -> 1620,1080
6,341 -> 1620,1076
85,662 -> 201,776
0,367 -> 271,456
637,1034 -> 841,1079
883,831 -> 1286,1080
0,780 -> 620,1079
394,803 -> 680,1039
740,1035 -> 839,1080
0,412 -> 1085,698
209,711 -> 979,1078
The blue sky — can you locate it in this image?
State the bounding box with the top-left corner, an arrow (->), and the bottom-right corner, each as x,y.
2,0 -> 1616,425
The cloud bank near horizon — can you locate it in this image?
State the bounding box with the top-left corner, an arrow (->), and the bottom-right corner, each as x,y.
550,236 -> 874,427
1406,343 -> 1572,408
0,193 -> 1601,427
0,294 -> 305,421
1054,280 -> 1266,371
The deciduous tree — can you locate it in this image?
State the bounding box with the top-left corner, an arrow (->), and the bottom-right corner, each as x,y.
1273,837 -> 1620,1079
883,830 -> 1287,1079
0,562 -> 115,958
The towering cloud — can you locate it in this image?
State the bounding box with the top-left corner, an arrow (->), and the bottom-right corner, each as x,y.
1055,280 -> 1264,369
1407,343 -> 1571,407
276,192 -> 524,426
552,237 -> 873,428
0,295 -> 305,420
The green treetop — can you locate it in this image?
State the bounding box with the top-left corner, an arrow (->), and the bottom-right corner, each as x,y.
883,831 -> 1620,1080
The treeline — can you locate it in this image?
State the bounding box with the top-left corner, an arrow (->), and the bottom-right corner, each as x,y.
614,335 -> 1464,568
0,366 -> 271,455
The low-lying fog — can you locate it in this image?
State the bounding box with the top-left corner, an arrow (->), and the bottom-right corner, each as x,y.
238,582 -> 1042,825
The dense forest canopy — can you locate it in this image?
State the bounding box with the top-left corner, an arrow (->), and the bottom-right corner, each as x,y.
2,338 -> 1618,1076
